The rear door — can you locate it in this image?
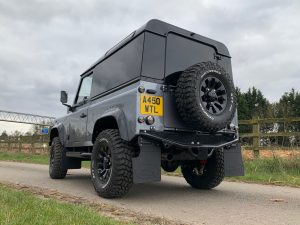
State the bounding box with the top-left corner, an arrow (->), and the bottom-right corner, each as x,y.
164,33 -> 216,129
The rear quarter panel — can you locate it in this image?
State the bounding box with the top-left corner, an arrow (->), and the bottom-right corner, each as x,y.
87,82 -> 140,142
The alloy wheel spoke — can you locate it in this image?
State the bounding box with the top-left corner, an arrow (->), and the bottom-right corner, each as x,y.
94,141 -> 112,183
200,76 -> 227,115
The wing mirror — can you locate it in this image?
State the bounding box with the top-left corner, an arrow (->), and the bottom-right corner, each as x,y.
60,91 -> 73,111
60,91 -> 68,104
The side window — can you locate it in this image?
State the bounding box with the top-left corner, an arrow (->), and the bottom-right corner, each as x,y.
75,75 -> 93,104
91,34 -> 144,97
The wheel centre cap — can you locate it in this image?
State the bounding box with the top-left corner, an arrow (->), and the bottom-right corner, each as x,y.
207,89 -> 217,101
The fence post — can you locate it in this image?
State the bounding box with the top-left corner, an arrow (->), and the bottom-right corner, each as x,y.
18,137 -> 22,152
30,136 -> 34,154
7,137 -> 11,152
253,119 -> 260,158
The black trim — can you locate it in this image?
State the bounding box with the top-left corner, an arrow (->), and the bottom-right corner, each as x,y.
140,76 -> 164,84
66,152 -> 91,159
73,72 -> 93,106
90,78 -> 140,102
140,130 -> 238,149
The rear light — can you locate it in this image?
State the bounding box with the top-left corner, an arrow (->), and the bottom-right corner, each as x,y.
137,116 -> 145,123
145,116 -> 155,125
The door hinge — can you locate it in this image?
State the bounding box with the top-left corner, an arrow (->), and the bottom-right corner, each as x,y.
161,85 -> 168,92
161,85 -> 176,93
214,54 -> 222,60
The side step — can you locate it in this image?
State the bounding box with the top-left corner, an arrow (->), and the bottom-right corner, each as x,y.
66,152 -> 91,159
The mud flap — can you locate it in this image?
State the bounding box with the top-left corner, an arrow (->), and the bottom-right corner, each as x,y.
63,148 -> 81,169
64,157 -> 81,169
224,143 -> 244,176
132,138 -> 161,183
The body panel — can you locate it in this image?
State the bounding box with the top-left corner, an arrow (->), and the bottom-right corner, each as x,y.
87,81 -> 140,142
68,107 -> 88,144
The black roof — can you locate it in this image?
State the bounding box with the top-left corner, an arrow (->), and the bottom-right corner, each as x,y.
81,19 -> 230,76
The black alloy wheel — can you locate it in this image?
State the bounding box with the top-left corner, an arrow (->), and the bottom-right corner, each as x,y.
200,76 -> 227,115
94,139 -> 112,185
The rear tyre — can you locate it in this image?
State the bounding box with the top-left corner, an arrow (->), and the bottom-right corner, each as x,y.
181,149 -> 224,189
91,129 -> 133,198
49,137 -> 68,179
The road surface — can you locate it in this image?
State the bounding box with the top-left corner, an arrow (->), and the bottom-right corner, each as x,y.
0,161 -> 299,225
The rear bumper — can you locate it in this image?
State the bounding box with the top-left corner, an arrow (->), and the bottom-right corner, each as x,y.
140,130 -> 238,149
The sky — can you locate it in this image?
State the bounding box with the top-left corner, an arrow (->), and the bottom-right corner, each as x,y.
0,0 -> 299,133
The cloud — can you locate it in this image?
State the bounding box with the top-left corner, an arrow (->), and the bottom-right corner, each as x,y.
0,0 -> 299,122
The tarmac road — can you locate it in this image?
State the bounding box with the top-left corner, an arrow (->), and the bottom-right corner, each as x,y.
0,161 -> 299,225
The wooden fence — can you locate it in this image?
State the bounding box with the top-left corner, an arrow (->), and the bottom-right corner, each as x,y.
0,135 -> 50,154
1,117 -> 300,156
239,117 -> 300,157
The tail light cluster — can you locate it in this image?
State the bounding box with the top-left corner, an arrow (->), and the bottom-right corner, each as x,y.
138,115 -> 155,125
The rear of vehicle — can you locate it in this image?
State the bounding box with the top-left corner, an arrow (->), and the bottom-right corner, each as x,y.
133,22 -> 243,191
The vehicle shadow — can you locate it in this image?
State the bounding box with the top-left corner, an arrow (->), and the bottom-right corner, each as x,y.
124,179 -> 233,202
63,172 -> 235,202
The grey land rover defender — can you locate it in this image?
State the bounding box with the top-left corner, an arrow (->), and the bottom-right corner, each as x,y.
49,19 -> 244,198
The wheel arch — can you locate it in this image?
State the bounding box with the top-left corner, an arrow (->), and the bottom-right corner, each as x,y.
92,109 -> 129,143
49,123 -> 66,146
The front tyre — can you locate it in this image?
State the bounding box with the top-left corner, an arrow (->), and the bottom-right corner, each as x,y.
91,129 -> 133,198
181,149 -> 225,189
49,137 -> 68,179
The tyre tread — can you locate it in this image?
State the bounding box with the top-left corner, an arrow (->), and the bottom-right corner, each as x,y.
49,137 -> 67,179
91,129 -> 133,198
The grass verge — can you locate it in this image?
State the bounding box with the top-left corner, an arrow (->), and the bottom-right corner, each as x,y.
0,151 -> 90,168
0,184 -> 133,225
0,151 -> 49,164
226,157 -> 300,187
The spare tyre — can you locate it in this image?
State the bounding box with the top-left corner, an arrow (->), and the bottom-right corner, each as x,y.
175,61 -> 236,132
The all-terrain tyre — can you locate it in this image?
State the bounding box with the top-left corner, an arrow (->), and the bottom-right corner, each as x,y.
181,149 -> 225,189
91,129 -> 133,198
175,61 -> 236,132
49,137 -> 68,179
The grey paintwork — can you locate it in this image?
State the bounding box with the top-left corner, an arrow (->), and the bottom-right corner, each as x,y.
50,19 -> 243,182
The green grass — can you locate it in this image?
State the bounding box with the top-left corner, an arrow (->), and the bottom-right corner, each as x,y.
1,151 -> 300,187
0,151 -> 90,168
0,185 -> 133,225
0,151 -> 49,164
227,157 -> 300,187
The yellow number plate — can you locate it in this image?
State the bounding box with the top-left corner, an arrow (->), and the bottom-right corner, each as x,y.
140,94 -> 163,116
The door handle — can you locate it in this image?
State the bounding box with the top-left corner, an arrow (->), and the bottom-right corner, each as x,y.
80,113 -> 87,118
